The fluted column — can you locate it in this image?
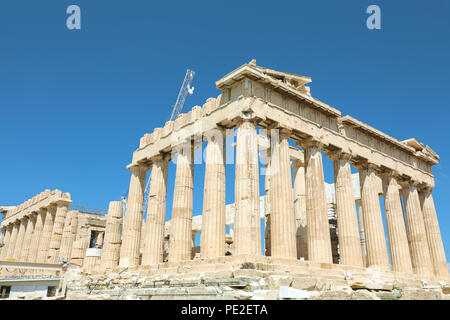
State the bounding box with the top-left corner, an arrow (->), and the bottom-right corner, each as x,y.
13,218 -> 28,260
37,206 -> 56,263
200,128 -> 226,258
330,152 -> 364,267
100,201 -> 123,269
119,165 -> 148,267
0,227 -> 5,259
48,200 -> 71,263
142,157 -> 169,265
264,153 -> 272,257
28,209 -> 46,262
19,214 -> 36,262
419,189 -> 448,278
67,212 -> 79,256
234,120 -> 261,256
0,227 -> 8,260
70,236 -> 90,267
293,160 -> 307,260
59,210 -> 75,261
269,129 -> 296,259
168,140 -> 194,262
301,140 -> 332,263
402,181 -> 433,276
6,222 -> 20,260
356,200 -> 368,266
382,172 -> 413,273
1,226 -> 13,260
356,163 -> 389,271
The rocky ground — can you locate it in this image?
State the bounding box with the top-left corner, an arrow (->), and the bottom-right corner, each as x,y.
62,263 -> 450,300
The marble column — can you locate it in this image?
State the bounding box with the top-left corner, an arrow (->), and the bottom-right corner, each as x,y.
70,236 -> 90,267
357,163 -> 389,271
48,201 -> 71,263
168,140 -> 194,262
67,213 -> 79,256
13,218 -> 28,260
402,182 -> 433,276
142,157 -> 169,265
1,226 -> 12,260
264,154 -> 272,257
95,232 -> 104,248
330,153 -> 364,267
19,214 -> 36,262
293,160 -> 307,260
200,128 -> 226,259
37,206 -> 56,263
59,210 -> 75,261
269,129 -> 296,259
419,189 -> 448,278
382,173 -> 413,274
28,209 -> 46,262
234,120 -> 261,256
6,222 -> 20,260
119,165 -> 147,267
0,227 -> 5,259
100,201 -> 123,269
302,140 -> 332,263
356,200 -> 368,267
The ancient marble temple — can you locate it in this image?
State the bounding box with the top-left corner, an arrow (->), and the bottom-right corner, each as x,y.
115,60 -> 447,280
0,61 -> 448,299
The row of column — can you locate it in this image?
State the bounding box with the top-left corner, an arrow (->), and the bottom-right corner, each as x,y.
118,120 -> 447,279
0,200 -> 73,264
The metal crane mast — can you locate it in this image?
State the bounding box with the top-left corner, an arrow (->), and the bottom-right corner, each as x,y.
169,69 -> 195,121
122,69 -> 195,218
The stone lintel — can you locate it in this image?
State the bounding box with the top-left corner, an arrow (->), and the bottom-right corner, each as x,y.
0,192 -> 72,228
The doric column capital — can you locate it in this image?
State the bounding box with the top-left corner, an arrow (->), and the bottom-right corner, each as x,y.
129,163 -> 150,174
353,160 -> 380,174
326,150 -> 352,162
150,152 -> 171,164
29,211 -> 39,218
397,177 -> 420,190
418,184 -> 434,194
292,159 -> 304,168
38,207 -> 47,215
46,203 -> 58,212
378,168 -> 399,178
296,137 -> 323,150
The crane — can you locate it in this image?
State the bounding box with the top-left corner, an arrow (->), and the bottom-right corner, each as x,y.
169,69 -> 195,121
122,69 -> 195,218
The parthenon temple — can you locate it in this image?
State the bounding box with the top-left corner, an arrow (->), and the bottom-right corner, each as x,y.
1,61 -> 449,300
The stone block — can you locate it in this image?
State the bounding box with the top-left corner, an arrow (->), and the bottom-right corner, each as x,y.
252,289 -> 279,300
312,290 -> 352,300
351,289 -> 380,300
162,121 -> 174,137
350,277 -> 393,291
401,288 -> 442,300
223,290 -> 252,300
279,286 -> 309,300
267,275 -> 293,289
290,276 -> 317,291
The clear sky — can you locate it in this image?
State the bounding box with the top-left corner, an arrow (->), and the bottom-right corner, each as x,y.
1,1 -> 449,263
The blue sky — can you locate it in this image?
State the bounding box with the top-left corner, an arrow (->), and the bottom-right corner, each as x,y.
1,1 -> 450,262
